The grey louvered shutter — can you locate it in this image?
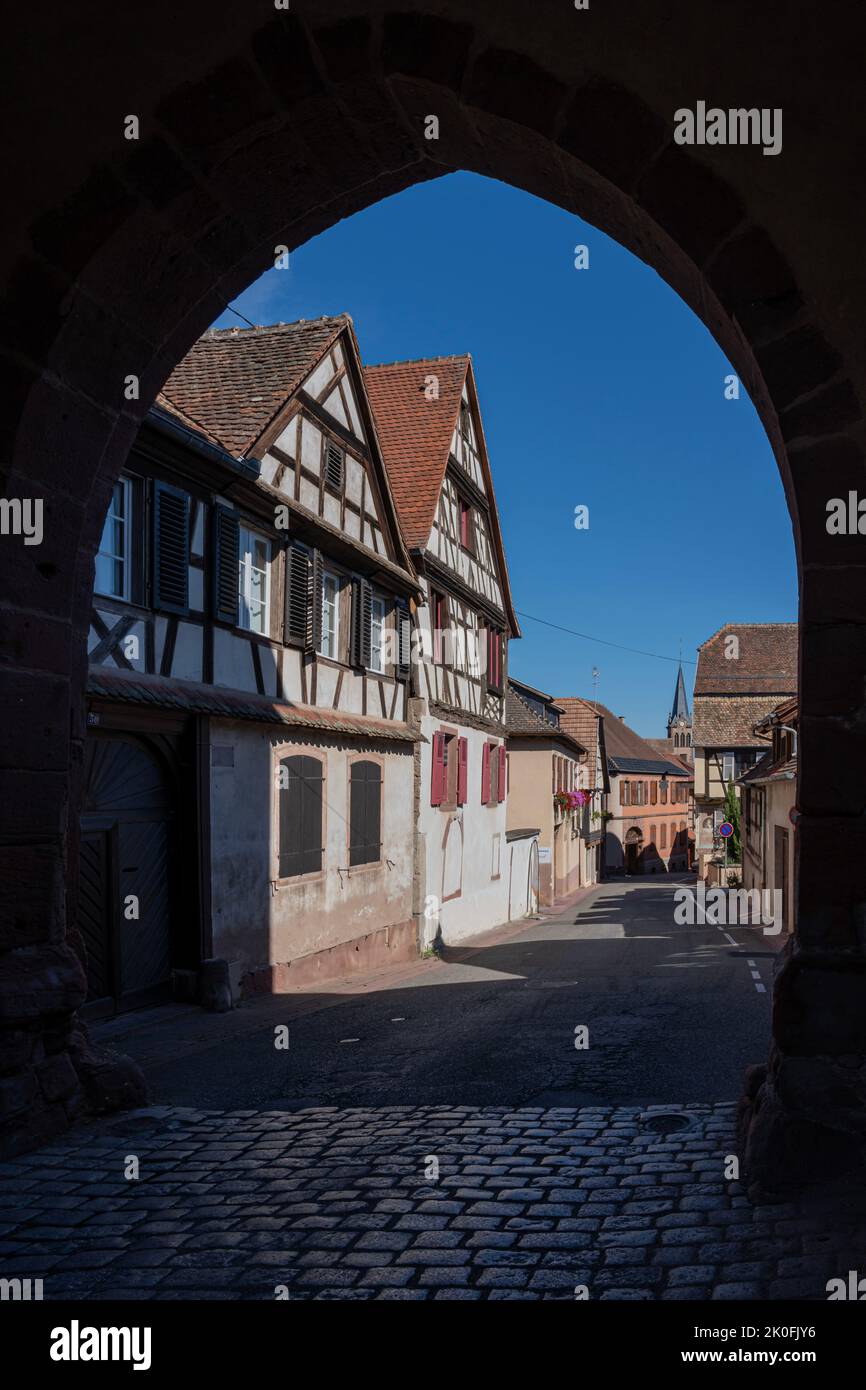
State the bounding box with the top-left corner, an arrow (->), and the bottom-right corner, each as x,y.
284,544 -> 310,647
308,549 -> 323,652
324,440 -> 344,492
395,600 -> 411,681
351,577 -> 372,669
278,754 -> 324,878
213,505 -> 239,625
153,482 -> 189,615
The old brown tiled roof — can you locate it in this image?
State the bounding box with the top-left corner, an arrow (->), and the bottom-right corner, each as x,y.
158,316 -> 349,457
692,696 -> 778,748
505,683 -> 586,756
364,356 -> 469,550
365,354 -> 519,635
694,623 -> 798,695
589,703 -> 690,776
555,698 -> 601,769
87,669 -> 418,743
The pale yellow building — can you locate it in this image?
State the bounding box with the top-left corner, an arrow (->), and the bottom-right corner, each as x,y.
506,680 -> 603,904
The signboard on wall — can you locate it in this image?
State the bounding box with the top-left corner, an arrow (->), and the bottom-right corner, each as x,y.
537,846 -> 552,864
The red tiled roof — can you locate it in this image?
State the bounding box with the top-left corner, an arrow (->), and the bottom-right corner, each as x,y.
364,356 -> 469,550
159,316 -> 349,458
87,669 -> 418,743
694,623 -> 798,695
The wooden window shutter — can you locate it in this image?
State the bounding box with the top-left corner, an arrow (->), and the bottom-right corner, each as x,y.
278,754 -> 324,878
431,733 -> 447,806
481,740 -> 491,805
651,780 -> 657,805
308,549 -> 323,651
284,544 -> 310,647
351,576 -> 372,669
324,440 -> 344,492
457,737 -> 468,805
212,504 -> 239,624
153,482 -> 190,615
497,745 -> 507,802
396,600 -> 411,680
349,759 -> 382,866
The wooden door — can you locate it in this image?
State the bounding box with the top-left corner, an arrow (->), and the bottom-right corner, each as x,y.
80,735 -> 175,1016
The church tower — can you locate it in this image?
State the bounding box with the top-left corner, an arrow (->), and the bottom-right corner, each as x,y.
667,664 -> 692,754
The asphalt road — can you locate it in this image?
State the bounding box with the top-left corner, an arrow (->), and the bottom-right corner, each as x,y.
104,877 -> 774,1111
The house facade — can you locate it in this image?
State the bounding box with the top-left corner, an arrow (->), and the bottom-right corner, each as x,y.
553,696 -> 609,887
82,316 -> 423,1015
596,705 -> 693,874
739,696 -> 798,935
365,356 -> 530,945
505,679 -> 594,905
692,623 -> 798,879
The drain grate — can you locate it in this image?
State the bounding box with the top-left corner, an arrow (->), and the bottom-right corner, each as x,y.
641,1111 -> 691,1134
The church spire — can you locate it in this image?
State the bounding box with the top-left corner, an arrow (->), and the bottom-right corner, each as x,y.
670,663 -> 690,722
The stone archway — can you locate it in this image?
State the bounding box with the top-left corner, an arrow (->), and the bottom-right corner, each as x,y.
2,2 -> 865,1187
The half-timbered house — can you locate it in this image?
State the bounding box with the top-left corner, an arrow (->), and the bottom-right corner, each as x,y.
365,355 -> 527,943
82,316 -> 421,1014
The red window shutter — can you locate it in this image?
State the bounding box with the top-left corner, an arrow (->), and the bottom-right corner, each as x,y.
497,745 -> 507,802
431,732 -> 446,806
457,737 -> 468,805
481,740 -> 490,804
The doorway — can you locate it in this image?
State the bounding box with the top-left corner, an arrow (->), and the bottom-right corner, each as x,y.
79,735 -> 176,1017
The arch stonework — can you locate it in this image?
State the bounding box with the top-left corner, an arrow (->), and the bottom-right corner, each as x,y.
2,2 -> 865,1190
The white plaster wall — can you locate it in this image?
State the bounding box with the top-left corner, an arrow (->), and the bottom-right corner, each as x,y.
417,710 -> 511,945
209,723 -> 415,977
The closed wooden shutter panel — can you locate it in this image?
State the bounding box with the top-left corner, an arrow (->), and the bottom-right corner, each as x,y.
284,544 -> 310,647
396,600 -> 411,680
324,440 -> 344,492
212,505 -> 239,624
349,759 -> 382,866
497,745 -> 507,802
481,740 -> 491,805
457,737 -> 468,805
431,733 -> 446,806
309,549 -> 323,651
278,754 -> 324,877
351,576 -> 372,669
153,482 -> 190,615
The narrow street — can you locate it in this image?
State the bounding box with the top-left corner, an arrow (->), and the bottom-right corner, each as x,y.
7,879 -> 865,1304
96,877 -> 773,1112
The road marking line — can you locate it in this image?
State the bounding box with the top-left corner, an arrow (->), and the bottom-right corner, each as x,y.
755,983 -> 767,994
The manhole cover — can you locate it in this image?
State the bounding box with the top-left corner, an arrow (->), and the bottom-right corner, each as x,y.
642,1112 -> 691,1134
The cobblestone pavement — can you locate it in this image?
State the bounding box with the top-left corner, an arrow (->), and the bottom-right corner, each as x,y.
3,1101 -> 866,1300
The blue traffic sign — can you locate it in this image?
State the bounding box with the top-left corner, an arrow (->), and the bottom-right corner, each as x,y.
719,821 -> 734,838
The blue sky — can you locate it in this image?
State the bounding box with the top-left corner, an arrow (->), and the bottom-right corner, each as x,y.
212,172 -> 797,738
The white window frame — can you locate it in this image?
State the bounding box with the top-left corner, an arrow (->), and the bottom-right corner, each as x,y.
320,569 -> 341,660
95,476 -> 132,600
238,525 -> 271,635
369,592 -> 387,673
722,752 -> 735,782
